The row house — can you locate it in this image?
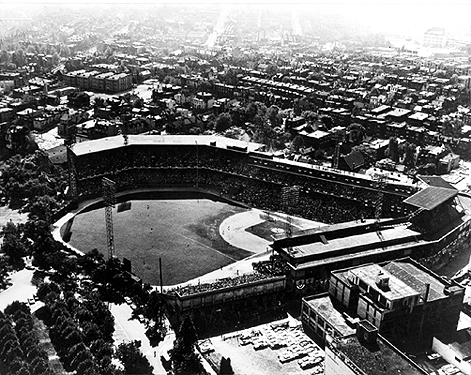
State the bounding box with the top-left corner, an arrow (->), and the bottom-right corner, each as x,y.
92,72 -> 115,91
58,109 -> 90,137
64,70 -> 132,93
192,92 -> 213,111
213,83 -> 236,98
76,119 -> 118,139
0,72 -> 24,89
76,70 -> 100,90
32,105 -> 68,132
0,107 -> 15,123
16,107 -> 42,128
105,73 -> 132,93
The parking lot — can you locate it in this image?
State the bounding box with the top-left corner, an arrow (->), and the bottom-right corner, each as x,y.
200,316 -> 324,375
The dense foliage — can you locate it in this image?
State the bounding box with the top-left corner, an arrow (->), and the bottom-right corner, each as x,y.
0,303 -> 53,375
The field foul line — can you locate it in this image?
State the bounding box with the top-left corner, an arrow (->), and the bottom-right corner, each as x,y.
168,229 -> 237,262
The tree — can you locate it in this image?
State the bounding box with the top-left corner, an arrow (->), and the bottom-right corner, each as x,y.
12,49 -> 26,67
36,282 -> 61,302
215,112 -> 232,133
401,142 -> 417,168
220,356 -> 234,375
352,144 -> 376,168
301,110 -> 318,125
169,316 -> 204,375
51,52 -> 60,66
346,123 -> 365,145
386,137 -> 399,163
115,340 -> 153,375
0,256 -> 11,289
266,105 -> 281,128
68,92 -> 90,108
0,50 -> 11,65
60,45 -> 71,58
1,222 -> 27,269
417,162 -> 437,175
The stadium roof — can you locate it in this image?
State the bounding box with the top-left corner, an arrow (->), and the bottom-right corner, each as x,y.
403,186 -> 458,211
283,224 -> 421,261
71,134 -> 264,156
416,175 -> 457,190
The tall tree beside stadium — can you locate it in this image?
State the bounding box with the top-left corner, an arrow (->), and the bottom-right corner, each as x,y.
169,316 -> 205,375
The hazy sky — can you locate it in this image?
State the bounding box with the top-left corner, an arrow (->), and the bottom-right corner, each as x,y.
0,0 -> 470,37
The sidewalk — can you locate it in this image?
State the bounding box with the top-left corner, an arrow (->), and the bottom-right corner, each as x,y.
111,302 -> 175,375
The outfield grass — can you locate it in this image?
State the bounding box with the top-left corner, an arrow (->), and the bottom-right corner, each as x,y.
65,198 -> 252,285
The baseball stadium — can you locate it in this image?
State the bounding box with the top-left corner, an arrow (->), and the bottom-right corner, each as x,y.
54,134 -> 471,306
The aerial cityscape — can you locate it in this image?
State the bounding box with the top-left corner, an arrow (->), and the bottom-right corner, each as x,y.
1,1 -> 471,374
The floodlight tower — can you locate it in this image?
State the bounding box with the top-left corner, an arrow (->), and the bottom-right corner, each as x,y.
102,177 -> 117,260
66,146 -> 78,201
375,176 -> 386,223
281,186 -> 300,253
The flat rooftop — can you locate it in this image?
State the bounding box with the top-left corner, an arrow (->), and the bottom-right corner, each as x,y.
335,334 -> 427,375
71,134 -> 264,156
383,261 -> 451,303
285,224 -> 421,261
349,264 -> 420,301
304,295 -> 356,337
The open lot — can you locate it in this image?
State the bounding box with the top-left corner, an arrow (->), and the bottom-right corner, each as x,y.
64,198 -> 253,285
201,316 -> 325,375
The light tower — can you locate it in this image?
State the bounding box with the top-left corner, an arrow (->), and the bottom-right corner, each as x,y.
102,177 -> 116,260
374,176 -> 386,223
66,146 -> 78,201
281,186 -> 300,252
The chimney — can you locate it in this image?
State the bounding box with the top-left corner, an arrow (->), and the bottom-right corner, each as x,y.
376,271 -> 389,291
356,320 -> 378,345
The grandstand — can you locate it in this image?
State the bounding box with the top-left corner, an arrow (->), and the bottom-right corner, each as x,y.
271,179 -> 471,294
64,135 -> 471,302
69,134 -> 416,224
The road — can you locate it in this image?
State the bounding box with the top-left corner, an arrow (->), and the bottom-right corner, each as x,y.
111,302 -> 175,375
0,269 -> 36,311
111,303 -> 216,375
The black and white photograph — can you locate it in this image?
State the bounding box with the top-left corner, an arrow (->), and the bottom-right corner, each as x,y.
1,0 -> 471,374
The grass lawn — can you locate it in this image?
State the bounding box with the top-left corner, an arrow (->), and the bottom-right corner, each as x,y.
245,220 -> 288,242
65,198 -> 252,285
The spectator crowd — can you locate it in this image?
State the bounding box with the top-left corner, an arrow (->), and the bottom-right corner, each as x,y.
72,144 -> 413,224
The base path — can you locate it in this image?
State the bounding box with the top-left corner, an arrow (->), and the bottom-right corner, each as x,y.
219,209 -> 270,253
167,210 -> 325,289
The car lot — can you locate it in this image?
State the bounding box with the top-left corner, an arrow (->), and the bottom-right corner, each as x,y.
201,316 -> 324,375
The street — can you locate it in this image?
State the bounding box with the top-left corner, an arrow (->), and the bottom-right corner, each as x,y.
0,269 -> 36,311
111,302 -> 175,375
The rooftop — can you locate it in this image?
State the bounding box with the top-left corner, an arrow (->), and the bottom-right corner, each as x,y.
71,134 -> 264,156
304,295 -> 356,337
333,334 -> 427,375
283,224 -> 421,261
382,260 -> 450,303
416,175 -> 457,190
403,186 -> 458,210
349,263 -> 420,301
